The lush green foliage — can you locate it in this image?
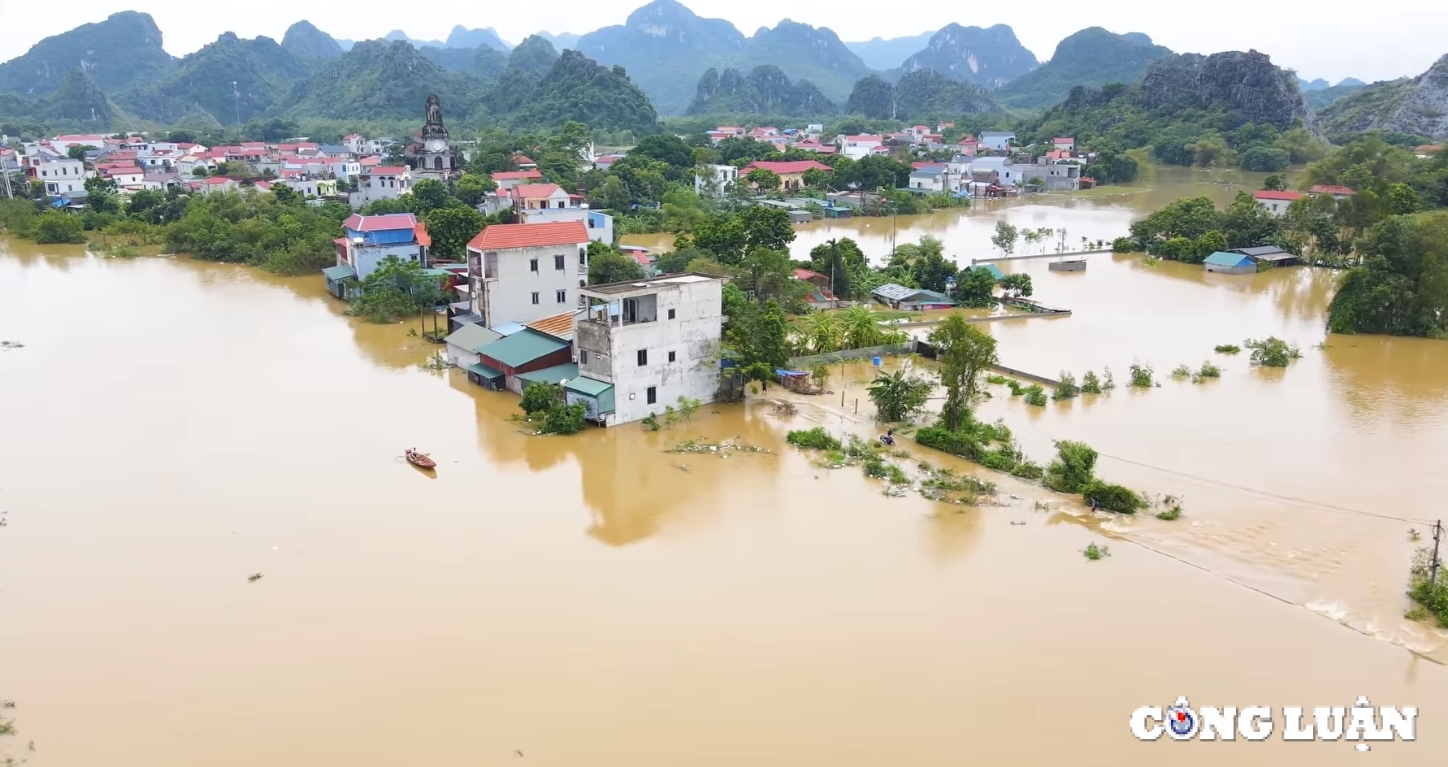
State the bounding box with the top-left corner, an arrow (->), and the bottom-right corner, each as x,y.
996,28 -> 1173,109
1080,370 -> 1103,394
1052,371 -> 1079,400
520,382 -> 563,415
1327,213 -> 1448,337
1081,480 -> 1144,514
541,402 -> 588,435
1022,384 -> 1047,406
867,370 -> 933,422
929,315 -> 998,431
587,242 -> 648,285
1244,336 -> 1302,367
687,66 -> 837,116
1128,363 -> 1155,388
32,210 -> 86,243
1044,440 -> 1097,493
1214,344 -> 1241,354
348,255 -> 445,323
166,189 -> 350,275
1123,194 -> 1279,263
786,427 -> 843,451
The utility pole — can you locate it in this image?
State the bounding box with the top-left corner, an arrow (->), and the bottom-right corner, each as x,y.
1431,520 -> 1443,588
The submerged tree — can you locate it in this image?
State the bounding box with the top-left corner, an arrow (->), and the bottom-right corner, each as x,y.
867,370 -> 933,422
928,315 -> 998,431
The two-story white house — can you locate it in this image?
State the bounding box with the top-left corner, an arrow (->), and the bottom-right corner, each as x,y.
491,170 -> 544,191
349,166 -> 412,209
516,206 -> 615,245
981,131 -> 1016,151
337,213 -> 431,280
694,164 -> 738,197
568,274 -> 725,427
509,183 -> 572,210
838,134 -> 883,160
35,157 -> 90,197
464,221 -> 591,329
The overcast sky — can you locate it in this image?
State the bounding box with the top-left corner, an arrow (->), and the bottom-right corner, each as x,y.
2,0 -> 1442,84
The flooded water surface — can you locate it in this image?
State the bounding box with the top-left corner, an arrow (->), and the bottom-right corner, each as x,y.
5,167 -> 1448,767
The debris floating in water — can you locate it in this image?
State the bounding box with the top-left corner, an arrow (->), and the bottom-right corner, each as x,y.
247,573 -> 264,583
667,439 -> 769,455
0,340 -> 24,350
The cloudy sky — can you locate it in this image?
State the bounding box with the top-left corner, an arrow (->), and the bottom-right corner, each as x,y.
1,0 -> 1442,83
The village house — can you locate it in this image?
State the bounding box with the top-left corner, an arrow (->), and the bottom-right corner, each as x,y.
1203,251 -> 1257,275
740,159 -> 831,191
981,131 -> 1016,151
443,323 -> 504,369
955,136 -> 980,156
1026,158 -> 1081,191
328,158 -> 362,181
969,156 -> 1020,189
350,166 -> 412,208
516,205 -> 616,246
792,268 -> 838,309
139,172 -> 186,193
695,163 -> 739,196
1253,189 -> 1305,216
467,328 -> 575,393
806,123 -> 824,135
1309,184 -> 1355,201
838,134 -> 883,160
908,165 -> 950,193
342,133 -> 367,156
463,221 -> 591,329
508,183 -> 572,210
491,169 -> 544,191
872,283 -> 956,310
335,213 -> 431,281
33,157 -> 89,197
1052,137 -> 1076,153
593,153 -> 626,171
102,165 -> 145,188
194,176 -> 240,195
571,273 -> 725,426
792,138 -> 835,154
1231,245 -> 1298,267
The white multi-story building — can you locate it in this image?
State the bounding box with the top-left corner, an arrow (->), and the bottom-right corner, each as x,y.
35,157 -> 90,197
349,166 -> 412,209
568,273 -> 724,427
464,222 -> 591,329
337,213 -> 430,280
516,206 -> 615,245
694,164 -> 738,197
838,134 -> 883,160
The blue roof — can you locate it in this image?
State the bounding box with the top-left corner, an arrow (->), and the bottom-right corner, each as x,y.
491,322 -> 527,336
1204,251 -> 1254,267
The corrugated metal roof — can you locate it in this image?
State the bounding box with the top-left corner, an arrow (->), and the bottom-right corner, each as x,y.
565,376 -> 614,413
477,329 -> 568,368
526,311 -> 578,341
872,283 -> 917,301
492,322 -> 527,336
1204,251 -> 1253,267
515,363 -> 579,385
444,323 -> 503,353
322,265 -> 356,281
1233,246 -> 1287,257
466,362 -> 504,380
972,263 -> 1005,280
342,213 -> 417,232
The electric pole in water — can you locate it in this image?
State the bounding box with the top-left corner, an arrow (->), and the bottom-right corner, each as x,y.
1430,520 -> 1443,588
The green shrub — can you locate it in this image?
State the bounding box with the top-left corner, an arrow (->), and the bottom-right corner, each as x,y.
1082,480 -> 1144,514
787,427 -> 842,450
1101,367 -> 1117,390
1197,361 -> 1221,378
1023,384 -> 1047,406
1044,440 -> 1097,493
915,426 -> 982,459
1244,337 -> 1302,367
1155,505 -> 1183,520
540,402 -> 587,435
1010,457 -> 1045,480
1006,380 -> 1026,396
985,374 -> 1011,385
1111,237 -> 1137,253
1053,371 -> 1079,400
32,210 -> 86,244
1214,344 -> 1241,354
1080,370 -> 1102,394
641,414 -> 661,431
1083,542 -> 1111,561
520,382 -> 563,415
1171,364 -> 1192,380
1128,363 -> 1155,388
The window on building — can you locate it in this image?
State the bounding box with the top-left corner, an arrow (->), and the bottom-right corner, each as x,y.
556,289 -> 566,303
637,349 -> 647,366
579,350 -> 588,365
531,292 -> 540,305
530,258 -> 538,272
667,308 -> 676,320
646,386 -> 657,405
668,351 -> 676,363
554,255 -> 564,270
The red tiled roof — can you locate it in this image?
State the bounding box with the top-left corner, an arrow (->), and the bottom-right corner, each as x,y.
104,165 -> 143,175
491,170 -> 543,181
741,160 -> 831,175
512,183 -> 563,199
342,213 -> 418,232
1254,190 -> 1306,201
1309,184 -> 1355,196
629,251 -> 651,266
468,222 -> 589,251
334,237 -> 348,247
793,268 -> 827,281
253,180 -> 273,190
845,134 -> 882,142
1053,137 -> 1075,143
512,154 -> 535,164
414,222 -> 431,248
911,161 -> 945,169
359,156 -> 382,166
364,166 -> 408,175
203,177 -> 234,185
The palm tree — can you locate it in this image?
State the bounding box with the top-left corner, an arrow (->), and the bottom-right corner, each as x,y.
867,369 -> 930,422
804,311 -> 843,354
841,305 -> 884,349
881,320 -> 909,346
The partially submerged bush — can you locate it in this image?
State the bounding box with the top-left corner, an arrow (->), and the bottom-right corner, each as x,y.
1080,370 -> 1103,394
1128,363 -> 1155,388
1171,364 -> 1192,380
1023,384 -> 1047,406
1214,344 -> 1241,354
1082,480 -> 1144,514
787,427 -> 842,451
1245,336 -> 1302,367
1196,360 -> 1221,378
1044,440 -> 1098,493
1053,371 -> 1079,400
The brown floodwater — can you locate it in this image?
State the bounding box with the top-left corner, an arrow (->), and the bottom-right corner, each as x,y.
4,165 -> 1448,767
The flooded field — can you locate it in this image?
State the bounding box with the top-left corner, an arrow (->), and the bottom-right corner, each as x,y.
4,164 -> 1448,766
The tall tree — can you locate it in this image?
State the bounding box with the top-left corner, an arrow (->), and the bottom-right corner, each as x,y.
928,315 -> 998,431
587,242 -> 647,285
424,207 -> 486,259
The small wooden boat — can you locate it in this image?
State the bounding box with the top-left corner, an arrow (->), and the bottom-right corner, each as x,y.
405,449 -> 436,469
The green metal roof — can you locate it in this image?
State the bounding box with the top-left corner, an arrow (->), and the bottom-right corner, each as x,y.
444,323 -> 502,353
973,263 -> 1005,280
515,363 -> 579,385
476,329 -> 568,368
465,362 -> 503,380
565,376 -> 615,413
912,289 -> 954,303
322,264 -> 356,281
1204,251 -> 1253,267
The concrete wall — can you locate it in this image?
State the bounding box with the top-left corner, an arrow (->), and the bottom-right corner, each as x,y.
445,342 -> 480,368
352,243 -> 422,280
477,242 -> 588,327
1205,263 -> 1256,275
